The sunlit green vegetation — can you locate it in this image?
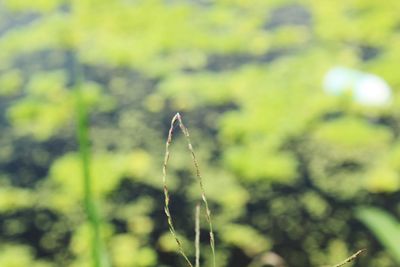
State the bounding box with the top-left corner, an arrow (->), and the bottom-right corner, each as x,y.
1,0 -> 400,266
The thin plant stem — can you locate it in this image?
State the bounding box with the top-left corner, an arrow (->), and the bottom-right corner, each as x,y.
195,203 -> 201,267
162,113 -> 216,267
174,113 -> 216,267
76,91 -> 102,267
163,114 -> 194,267
73,51 -> 103,267
331,249 -> 366,267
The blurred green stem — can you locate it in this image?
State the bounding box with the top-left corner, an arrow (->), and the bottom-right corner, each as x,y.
74,52 -> 103,267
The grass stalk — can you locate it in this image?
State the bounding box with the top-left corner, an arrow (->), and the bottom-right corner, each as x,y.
73,51 -> 103,267
162,113 -> 216,267
330,249 -> 366,267
76,90 -> 102,267
195,203 -> 201,267
162,113 -> 194,267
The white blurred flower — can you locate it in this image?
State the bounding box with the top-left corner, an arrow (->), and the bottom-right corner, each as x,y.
353,74 -> 391,106
323,66 -> 392,107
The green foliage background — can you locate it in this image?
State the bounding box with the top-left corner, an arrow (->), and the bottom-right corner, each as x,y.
1,0 -> 400,266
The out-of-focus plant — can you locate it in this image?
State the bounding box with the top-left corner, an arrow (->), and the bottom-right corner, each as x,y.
74,56 -> 107,266
356,207 -> 400,264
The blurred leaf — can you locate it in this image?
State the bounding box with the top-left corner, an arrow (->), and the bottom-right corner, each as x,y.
356,207 -> 400,264
0,245 -> 52,267
220,224 -> 270,256
312,117 -> 392,150
0,69 -> 23,96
